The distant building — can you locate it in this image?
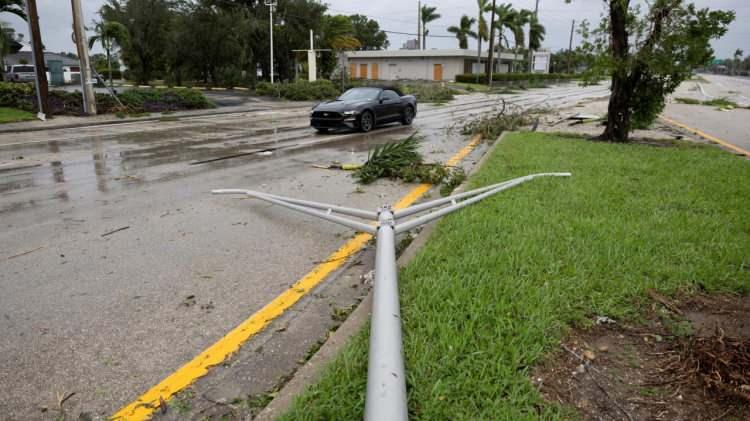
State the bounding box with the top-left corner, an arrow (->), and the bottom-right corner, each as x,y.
401,39 -> 419,50
344,49 -> 523,82
3,51 -> 81,85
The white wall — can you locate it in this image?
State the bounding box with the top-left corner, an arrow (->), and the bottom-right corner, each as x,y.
348,57 -> 465,81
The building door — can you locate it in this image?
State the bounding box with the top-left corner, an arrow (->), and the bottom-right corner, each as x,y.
359,64 -> 368,80
371,63 -> 379,80
433,63 -> 443,81
349,63 -> 357,79
47,60 -> 64,86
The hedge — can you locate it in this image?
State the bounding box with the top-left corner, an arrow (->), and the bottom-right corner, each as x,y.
0,82 -> 214,116
255,80 -> 340,101
454,72 -> 578,84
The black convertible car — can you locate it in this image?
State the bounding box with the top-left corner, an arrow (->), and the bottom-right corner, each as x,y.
310,87 -> 417,133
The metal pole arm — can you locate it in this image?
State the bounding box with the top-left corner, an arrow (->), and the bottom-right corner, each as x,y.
212,189 -> 377,235
213,189 -> 378,221
394,173 -> 571,234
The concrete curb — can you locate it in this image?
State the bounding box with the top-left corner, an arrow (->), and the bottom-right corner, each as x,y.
255,131 -> 510,420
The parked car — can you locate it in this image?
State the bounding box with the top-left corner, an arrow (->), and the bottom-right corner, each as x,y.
310,86 -> 417,133
4,64 -> 36,83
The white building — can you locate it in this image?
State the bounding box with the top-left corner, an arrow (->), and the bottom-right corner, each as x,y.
4,51 -> 81,85
344,49 -> 523,82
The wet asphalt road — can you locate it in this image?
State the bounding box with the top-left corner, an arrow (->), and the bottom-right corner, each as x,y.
0,84 -> 610,419
665,74 -> 750,152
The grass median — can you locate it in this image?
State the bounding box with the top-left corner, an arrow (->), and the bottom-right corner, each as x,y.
279,132 -> 750,420
0,107 -> 35,124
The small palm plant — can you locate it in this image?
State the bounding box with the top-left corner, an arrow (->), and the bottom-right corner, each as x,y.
88,20 -> 129,89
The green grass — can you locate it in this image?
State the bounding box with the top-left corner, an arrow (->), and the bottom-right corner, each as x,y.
0,107 -> 35,123
702,97 -> 741,108
675,96 -> 748,109
280,133 -> 750,420
674,97 -> 702,105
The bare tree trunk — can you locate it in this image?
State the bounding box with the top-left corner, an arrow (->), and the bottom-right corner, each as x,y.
602,0 -> 631,142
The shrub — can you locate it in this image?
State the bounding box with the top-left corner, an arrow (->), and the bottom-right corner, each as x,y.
0,82 -> 34,108
255,81 -> 280,97
2,85 -> 213,116
218,66 -> 244,88
400,83 -> 456,103
455,72 -> 577,84
256,80 -> 340,101
118,88 -> 214,112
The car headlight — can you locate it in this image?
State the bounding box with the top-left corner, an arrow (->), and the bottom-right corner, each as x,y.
342,110 -> 359,116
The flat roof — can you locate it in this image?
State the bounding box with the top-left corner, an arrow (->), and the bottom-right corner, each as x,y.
4,52 -> 80,67
346,49 -> 522,61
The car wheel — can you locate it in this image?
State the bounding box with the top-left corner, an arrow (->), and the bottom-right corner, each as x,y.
402,106 -> 415,125
359,111 -> 374,133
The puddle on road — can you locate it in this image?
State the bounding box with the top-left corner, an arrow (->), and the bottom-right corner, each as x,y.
0,104 -> 483,218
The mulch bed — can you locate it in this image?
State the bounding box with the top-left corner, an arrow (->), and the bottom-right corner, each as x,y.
533,293 -> 750,420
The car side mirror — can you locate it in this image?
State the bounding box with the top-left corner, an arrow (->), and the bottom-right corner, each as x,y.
379,98 -> 385,104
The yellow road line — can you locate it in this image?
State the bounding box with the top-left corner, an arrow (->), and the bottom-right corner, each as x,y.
112,134 -> 483,420
661,116 -> 750,157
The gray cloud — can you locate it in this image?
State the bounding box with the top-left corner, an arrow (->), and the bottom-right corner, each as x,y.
2,0 -> 746,59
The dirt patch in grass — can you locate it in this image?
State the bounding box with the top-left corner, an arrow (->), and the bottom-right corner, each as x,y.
534,294 -> 750,421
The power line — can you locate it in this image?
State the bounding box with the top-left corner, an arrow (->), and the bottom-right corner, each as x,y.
382,30 -> 455,39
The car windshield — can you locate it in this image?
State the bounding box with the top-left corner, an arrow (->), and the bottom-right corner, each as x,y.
13,66 -> 35,73
338,88 -> 381,101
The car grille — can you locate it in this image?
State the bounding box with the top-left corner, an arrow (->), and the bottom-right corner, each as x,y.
311,111 -> 343,119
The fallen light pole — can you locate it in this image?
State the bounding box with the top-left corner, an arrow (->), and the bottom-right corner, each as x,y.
212,172 -> 571,420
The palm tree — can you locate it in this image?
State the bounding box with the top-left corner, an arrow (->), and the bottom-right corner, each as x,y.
490,4 -> 517,72
475,0 -> 490,74
447,15 -> 477,50
0,0 -> 26,20
529,16 -> 546,51
421,5 -> 441,49
509,9 -> 532,72
0,23 -> 11,78
88,20 -> 130,89
733,48 -> 744,75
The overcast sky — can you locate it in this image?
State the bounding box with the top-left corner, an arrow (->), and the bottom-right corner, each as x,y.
2,0 -> 747,59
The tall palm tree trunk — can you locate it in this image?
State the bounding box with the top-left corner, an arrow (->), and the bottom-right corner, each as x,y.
476,35 -> 482,80
107,47 -> 113,90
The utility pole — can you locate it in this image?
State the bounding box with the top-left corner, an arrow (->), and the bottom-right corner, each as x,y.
485,0 -> 497,87
265,0 -> 277,83
528,0 -> 539,73
417,1 -> 421,50
567,19 -> 575,74
71,0 -> 96,115
24,0 -> 49,120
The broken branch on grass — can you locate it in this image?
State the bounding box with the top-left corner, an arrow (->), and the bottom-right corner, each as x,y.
585,370 -> 635,421
352,132 -> 467,196
647,289 -> 684,315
